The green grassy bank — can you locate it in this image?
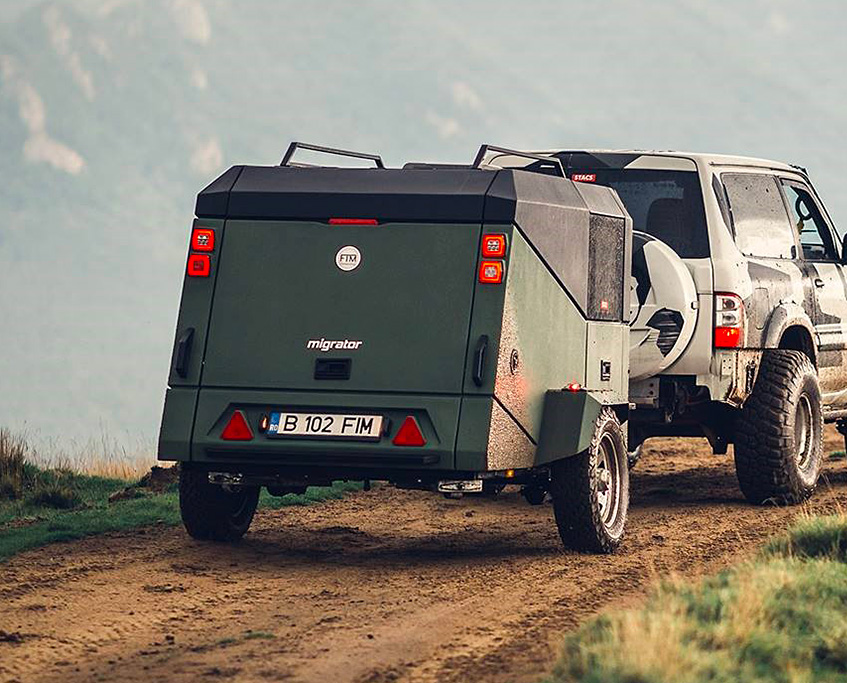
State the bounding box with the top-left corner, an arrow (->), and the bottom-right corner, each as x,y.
0,428 -> 359,562
550,514 -> 847,683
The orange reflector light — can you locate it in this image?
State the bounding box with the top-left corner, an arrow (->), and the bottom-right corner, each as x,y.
482,234 -> 507,257
479,260 -> 504,284
187,254 -> 211,277
392,416 -> 426,447
566,382 -> 582,392
191,228 -> 215,252
221,410 -> 253,441
505,469 -> 515,479
329,218 -> 378,225
715,326 -> 742,348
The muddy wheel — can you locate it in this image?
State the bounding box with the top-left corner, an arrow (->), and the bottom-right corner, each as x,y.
735,350 -> 823,505
549,407 -> 629,553
179,467 -> 260,541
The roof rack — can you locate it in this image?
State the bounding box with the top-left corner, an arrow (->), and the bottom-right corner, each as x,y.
280,142 -> 385,169
472,144 -> 565,178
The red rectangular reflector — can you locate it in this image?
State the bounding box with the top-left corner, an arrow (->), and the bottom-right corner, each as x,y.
329,218 -> 379,225
191,228 -> 215,252
479,260 -> 504,284
187,254 -> 211,277
482,234 -> 507,258
715,326 -> 742,348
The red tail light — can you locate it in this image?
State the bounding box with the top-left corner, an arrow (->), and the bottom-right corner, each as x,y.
482,234 -> 507,257
221,410 -> 253,441
187,254 -> 211,277
392,416 -> 426,447
329,218 -> 378,225
191,228 -> 215,252
715,327 -> 742,348
479,260 -> 504,284
715,293 -> 744,348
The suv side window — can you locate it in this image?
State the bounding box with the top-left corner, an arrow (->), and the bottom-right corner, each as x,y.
722,173 -> 796,259
780,180 -> 838,261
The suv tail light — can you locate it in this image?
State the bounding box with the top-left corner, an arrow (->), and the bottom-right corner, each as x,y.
715,293 -> 744,348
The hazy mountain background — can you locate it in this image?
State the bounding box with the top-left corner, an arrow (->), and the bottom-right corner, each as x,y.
1,0 -> 845,461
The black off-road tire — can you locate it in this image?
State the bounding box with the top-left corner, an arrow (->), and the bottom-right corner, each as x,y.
549,408 -> 629,553
179,466 -> 260,541
735,350 -> 823,505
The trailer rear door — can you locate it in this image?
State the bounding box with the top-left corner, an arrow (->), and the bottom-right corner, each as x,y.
200,220 -> 480,394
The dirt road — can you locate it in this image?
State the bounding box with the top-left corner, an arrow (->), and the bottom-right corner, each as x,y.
2,432 -> 847,683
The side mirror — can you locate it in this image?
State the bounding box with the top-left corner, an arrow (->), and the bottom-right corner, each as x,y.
842,233 -> 847,265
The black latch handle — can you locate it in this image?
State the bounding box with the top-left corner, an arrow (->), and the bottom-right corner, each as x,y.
473,335 -> 489,387
173,327 -> 195,378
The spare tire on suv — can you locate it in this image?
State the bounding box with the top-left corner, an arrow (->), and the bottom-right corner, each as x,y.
629,232 -> 698,381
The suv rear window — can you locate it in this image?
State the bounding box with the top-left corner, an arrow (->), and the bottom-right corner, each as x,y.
722,173 -> 795,259
568,169 -> 710,258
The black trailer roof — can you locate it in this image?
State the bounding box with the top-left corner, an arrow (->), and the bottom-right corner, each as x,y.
195,165 -> 628,224
195,165 -> 631,322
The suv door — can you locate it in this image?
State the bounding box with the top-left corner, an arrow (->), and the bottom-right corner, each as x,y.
721,173 -> 808,343
780,178 -> 847,404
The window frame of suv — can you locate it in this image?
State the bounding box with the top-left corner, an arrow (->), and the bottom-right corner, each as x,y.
720,171 -> 801,262
777,176 -> 841,263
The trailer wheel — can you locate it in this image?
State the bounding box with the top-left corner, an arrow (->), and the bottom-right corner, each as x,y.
550,407 -> 629,553
179,466 -> 260,541
734,350 -> 823,505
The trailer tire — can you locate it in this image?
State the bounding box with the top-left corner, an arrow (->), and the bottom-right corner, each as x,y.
179,467 -> 260,541
550,407 -> 629,553
734,350 -> 823,505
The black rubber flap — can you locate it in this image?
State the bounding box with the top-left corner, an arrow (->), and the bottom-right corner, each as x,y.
199,166 -> 496,222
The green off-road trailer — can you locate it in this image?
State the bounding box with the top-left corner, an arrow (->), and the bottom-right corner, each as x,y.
158,143 -> 633,552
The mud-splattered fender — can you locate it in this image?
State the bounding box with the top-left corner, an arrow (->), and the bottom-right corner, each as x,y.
535,390 -> 627,465
761,304 -> 817,364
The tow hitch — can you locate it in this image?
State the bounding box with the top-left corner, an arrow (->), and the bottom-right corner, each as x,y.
437,480 -> 483,495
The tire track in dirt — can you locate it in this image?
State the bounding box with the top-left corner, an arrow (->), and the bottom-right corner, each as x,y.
1,432 -> 846,683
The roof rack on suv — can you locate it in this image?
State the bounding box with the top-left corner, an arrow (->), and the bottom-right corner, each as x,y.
280,141 -> 385,169
472,144 -> 565,178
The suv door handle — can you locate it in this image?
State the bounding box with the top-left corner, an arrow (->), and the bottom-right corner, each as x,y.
814,278 -> 825,288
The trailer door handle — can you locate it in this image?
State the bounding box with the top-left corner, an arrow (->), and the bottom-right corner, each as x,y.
173,327 -> 195,378
814,277 -> 825,288
472,335 -> 489,387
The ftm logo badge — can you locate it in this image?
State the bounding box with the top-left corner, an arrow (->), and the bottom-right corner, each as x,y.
335,245 -> 361,271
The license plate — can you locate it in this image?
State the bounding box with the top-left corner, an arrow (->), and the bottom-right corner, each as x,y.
268,412 -> 383,440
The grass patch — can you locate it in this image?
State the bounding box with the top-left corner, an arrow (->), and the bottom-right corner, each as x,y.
0,428 -> 362,561
0,480 -> 360,562
550,514 -> 847,683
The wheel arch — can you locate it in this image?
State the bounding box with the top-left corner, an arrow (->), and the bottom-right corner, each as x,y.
762,305 -> 817,367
